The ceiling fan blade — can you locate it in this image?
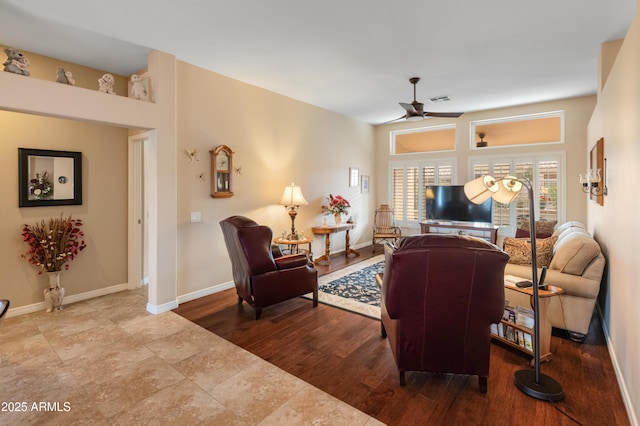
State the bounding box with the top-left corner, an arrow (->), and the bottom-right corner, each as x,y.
423,111 -> 464,118
380,115 -> 407,125
399,102 -> 415,113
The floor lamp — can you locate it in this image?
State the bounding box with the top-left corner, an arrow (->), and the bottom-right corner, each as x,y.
464,175 -> 564,402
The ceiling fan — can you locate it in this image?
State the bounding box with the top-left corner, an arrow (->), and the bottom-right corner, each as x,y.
383,77 -> 464,124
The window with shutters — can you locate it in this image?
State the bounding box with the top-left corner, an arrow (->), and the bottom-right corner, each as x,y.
469,154 -> 562,229
391,160 -> 455,225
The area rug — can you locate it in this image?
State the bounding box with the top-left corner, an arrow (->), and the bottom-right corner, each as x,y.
304,255 -> 385,319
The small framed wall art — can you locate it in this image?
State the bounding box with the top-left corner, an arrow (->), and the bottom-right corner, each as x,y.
18,148 -> 83,207
349,167 -> 359,187
361,175 -> 370,193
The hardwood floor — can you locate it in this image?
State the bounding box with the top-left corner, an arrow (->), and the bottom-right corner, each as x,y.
173,249 -> 629,426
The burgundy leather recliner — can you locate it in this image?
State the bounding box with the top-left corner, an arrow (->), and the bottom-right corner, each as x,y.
378,234 -> 509,392
220,216 -> 318,319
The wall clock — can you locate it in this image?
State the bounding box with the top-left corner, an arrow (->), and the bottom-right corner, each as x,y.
210,145 -> 234,198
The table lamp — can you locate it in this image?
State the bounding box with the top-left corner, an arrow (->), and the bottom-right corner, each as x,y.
280,182 -> 308,240
464,175 -> 564,402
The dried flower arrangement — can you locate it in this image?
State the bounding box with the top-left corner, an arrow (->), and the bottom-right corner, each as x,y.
21,215 -> 87,273
29,171 -> 53,200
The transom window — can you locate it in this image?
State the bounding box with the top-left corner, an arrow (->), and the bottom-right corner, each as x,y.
390,124 -> 456,154
470,111 -> 564,149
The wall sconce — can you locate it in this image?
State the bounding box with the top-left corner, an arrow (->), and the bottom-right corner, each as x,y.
579,160 -> 607,196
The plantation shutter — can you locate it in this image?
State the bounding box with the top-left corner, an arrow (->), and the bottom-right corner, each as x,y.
392,167 -> 404,219
438,164 -> 453,185
492,162 -> 512,227
538,160 -> 558,223
406,167 -> 419,221
514,161 -> 534,226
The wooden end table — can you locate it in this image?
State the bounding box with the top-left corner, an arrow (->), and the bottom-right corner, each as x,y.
273,236 -> 313,260
311,223 -> 359,266
494,277 -> 564,365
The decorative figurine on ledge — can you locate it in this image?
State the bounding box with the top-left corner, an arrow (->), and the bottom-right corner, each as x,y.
98,73 -> 115,94
55,68 -> 75,85
129,74 -> 147,100
3,48 -> 30,76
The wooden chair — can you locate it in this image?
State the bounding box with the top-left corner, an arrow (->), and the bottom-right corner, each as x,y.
372,204 -> 401,253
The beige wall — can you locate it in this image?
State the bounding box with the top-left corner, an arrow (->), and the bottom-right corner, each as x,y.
374,96 -> 596,229
175,62 -> 375,298
587,3 -> 640,423
0,111 -> 129,307
0,48 -> 177,313
0,47 -> 375,310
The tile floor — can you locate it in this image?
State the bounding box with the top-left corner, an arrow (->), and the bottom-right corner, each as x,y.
0,288 -> 383,425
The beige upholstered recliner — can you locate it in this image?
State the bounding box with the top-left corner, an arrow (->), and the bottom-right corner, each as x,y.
372,204 -> 402,253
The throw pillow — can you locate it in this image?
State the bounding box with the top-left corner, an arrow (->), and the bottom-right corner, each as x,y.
515,227 -> 553,239
503,236 -> 557,267
519,219 -> 557,238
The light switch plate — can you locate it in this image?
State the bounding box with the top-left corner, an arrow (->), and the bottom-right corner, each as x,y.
190,212 -> 201,223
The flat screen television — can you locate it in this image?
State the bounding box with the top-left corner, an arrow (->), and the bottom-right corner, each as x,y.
425,185 -> 492,223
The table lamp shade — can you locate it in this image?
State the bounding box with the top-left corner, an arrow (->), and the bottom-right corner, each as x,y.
280,183 -> 308,207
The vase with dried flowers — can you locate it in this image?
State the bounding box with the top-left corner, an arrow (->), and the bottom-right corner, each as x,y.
29,170 -> 54,200
321,194 -> 350,225
21,215 -> 86,312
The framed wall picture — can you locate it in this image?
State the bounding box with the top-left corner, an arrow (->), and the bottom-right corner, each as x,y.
361,175 -> 370,193
349,167 -> 359,187
18,148 -> 82,207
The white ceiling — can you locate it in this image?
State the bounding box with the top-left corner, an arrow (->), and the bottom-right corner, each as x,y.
0,0 -> 634,124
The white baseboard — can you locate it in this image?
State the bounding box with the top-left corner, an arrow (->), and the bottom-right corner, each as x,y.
6,280 -> 236,317
147,281 -> 234,312
146,299 -> 179,314
177,281 -> 235,305
6,283 -> 129,318
598,306 -> 638,426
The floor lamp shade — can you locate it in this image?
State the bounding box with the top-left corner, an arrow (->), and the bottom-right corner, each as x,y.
463,176 -> 498,204
492,176 -> 522,205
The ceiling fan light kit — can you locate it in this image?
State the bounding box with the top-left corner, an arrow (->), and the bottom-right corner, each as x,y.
383,77 -> 464,124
